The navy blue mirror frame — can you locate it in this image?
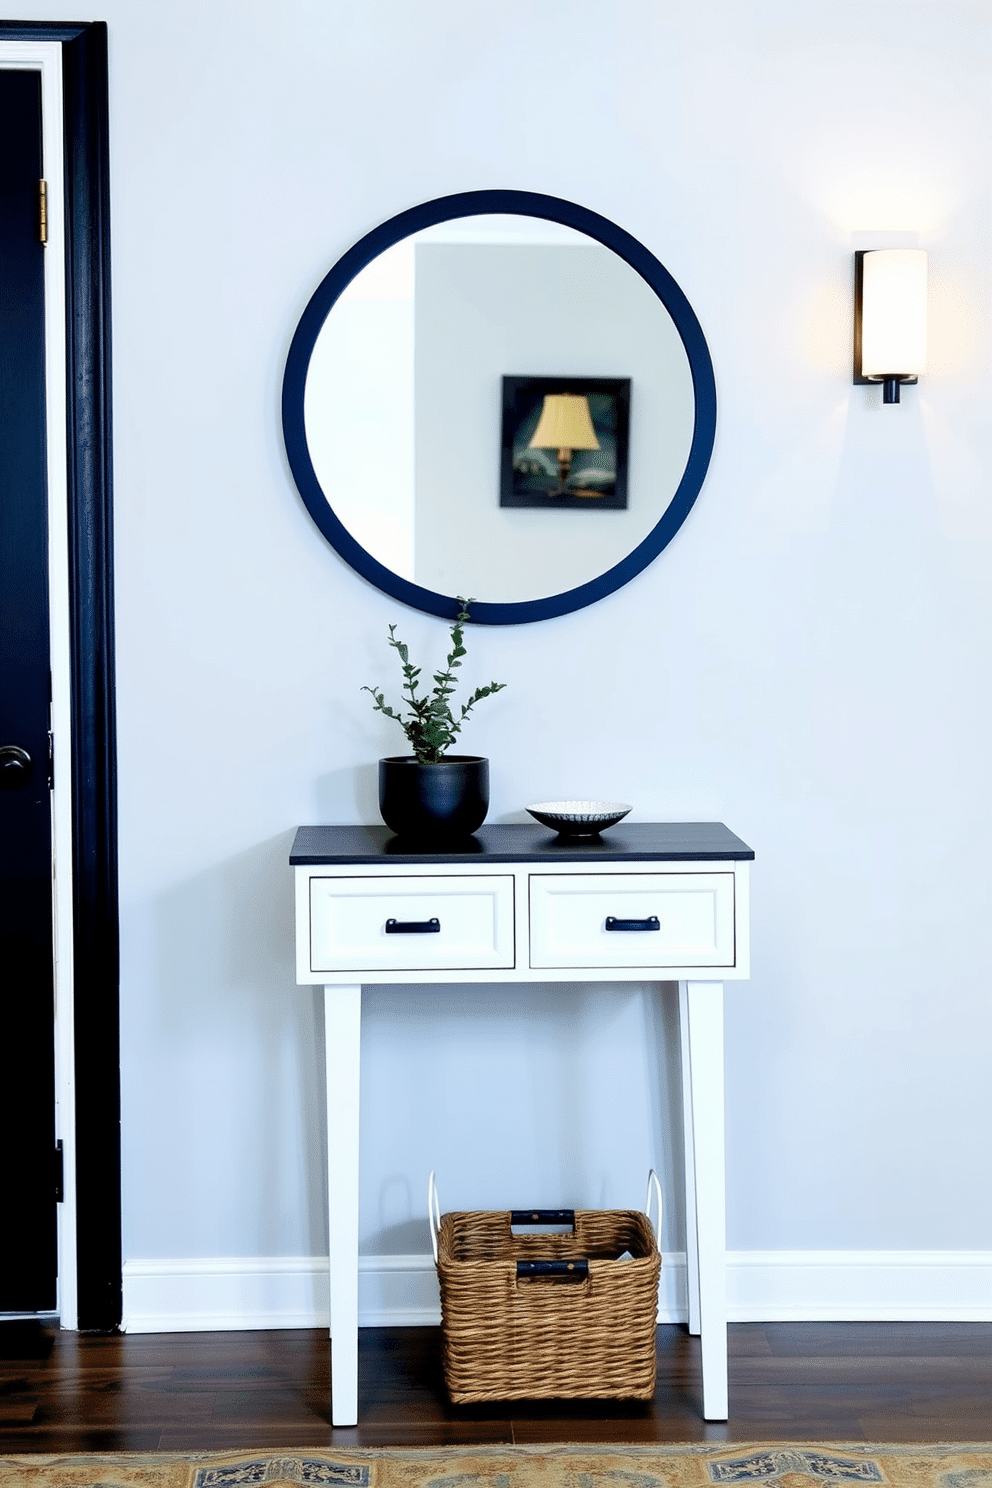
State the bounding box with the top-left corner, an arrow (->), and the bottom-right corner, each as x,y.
282,190 -> 717,626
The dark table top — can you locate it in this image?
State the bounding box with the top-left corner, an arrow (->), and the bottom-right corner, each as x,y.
290,822 -> 754,866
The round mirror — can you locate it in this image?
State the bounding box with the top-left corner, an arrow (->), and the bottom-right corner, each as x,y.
283,191 -> 716,625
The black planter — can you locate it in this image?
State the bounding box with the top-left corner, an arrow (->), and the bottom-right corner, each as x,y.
378,755 -> 489,840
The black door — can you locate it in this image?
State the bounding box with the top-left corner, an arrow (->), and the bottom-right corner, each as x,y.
0,68 -> 57,1313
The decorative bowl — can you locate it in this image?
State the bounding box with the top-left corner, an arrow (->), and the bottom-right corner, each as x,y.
525,800 -> 632,838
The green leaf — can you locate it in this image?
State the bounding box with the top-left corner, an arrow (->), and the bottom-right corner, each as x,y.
362,601 -> 505,760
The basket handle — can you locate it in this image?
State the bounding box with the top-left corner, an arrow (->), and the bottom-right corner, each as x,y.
517,1259 -> 588,1280
510,1209 -> 575,1227
645,1168 -> 663,1252
428,1170 -> 441,1264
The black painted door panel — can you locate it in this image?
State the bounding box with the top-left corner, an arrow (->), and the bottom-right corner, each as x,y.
0,68 -> 56,1313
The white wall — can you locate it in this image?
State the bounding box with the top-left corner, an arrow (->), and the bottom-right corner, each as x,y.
18,0 -> 992,1309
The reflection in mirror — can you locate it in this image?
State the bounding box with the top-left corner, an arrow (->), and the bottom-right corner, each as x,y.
303,216 -> 695,606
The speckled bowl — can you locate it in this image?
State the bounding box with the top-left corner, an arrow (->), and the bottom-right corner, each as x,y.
525,800 -> 631,838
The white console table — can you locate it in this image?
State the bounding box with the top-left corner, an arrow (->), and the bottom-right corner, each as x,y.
291,821 -> 753,1425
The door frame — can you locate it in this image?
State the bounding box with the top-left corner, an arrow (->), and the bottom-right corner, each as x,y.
0,21 -> 118,1333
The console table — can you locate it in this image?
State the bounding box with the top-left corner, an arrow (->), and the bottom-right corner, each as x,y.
290,821 -> 753,1424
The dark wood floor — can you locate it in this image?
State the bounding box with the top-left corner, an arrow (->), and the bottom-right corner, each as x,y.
1,1322 -> 991,1453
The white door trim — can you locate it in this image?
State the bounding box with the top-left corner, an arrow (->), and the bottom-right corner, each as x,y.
0,39 -> 76,1330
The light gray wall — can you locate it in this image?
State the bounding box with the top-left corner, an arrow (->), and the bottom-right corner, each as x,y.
22,0 -> 991,1263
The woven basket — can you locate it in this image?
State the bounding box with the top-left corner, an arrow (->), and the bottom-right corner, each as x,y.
433,1192 -> 661,1403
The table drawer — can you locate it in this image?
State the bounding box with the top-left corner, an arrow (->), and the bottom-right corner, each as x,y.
309,875 -> 515,973
528,872 -> 736,970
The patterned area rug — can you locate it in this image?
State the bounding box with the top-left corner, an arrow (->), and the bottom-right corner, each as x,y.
1,1443 -> 990,1488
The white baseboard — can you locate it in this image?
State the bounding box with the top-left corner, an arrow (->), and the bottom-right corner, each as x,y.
121,1254 -> 436,1333
121,1252 -> 684,1333
726,1249 -> 992,1322
121,1249 -> 992,1334
122,1255 -> 331,1334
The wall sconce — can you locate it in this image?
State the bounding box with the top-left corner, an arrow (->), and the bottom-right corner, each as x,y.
853,248 -> 927,404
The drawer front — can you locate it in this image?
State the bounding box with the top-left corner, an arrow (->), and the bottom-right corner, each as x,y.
529,872 -> 735,970
309,875 -> 515,973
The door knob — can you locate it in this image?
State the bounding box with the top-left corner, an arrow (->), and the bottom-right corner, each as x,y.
0,745 -> 33,790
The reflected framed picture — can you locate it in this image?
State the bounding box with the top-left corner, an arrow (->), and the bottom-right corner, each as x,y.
499,375 -> 630,510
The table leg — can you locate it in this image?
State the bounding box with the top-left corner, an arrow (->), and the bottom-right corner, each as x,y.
324,983 -> 362,1426
684,979 -> 728,1421
677,981 -> 701,1336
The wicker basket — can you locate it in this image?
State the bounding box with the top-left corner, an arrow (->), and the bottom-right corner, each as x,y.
430,1174 -> 662,1403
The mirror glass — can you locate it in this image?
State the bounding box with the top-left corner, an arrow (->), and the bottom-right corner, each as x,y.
284,194 -> 715,623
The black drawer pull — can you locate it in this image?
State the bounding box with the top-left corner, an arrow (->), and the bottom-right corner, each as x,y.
385,917 -> 440,934
605,915 -> 660,932
516,1259 -> 588,1280
511,1209 -> 575,1226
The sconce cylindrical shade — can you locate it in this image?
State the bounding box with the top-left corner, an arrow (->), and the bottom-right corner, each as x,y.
860,248 -> 927,379
529,394 -> 600,451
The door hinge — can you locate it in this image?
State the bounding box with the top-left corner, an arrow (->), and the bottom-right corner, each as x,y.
39,179 -> 48,245
48,729 -> 54,790
55,1141 -> 64,1203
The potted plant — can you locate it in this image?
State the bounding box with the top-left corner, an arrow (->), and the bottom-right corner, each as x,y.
362,602 -> 506,839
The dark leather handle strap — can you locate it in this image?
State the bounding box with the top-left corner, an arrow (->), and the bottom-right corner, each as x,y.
516,1259 -> 589,1280
511,1209 -> 575,1226
385,917 -> 440,934
605,914 -> 660,932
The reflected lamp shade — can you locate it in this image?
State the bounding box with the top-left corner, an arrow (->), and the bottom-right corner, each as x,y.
855,249 -> 927,405
529,393 -> 600,489
529,394 -> 600,452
